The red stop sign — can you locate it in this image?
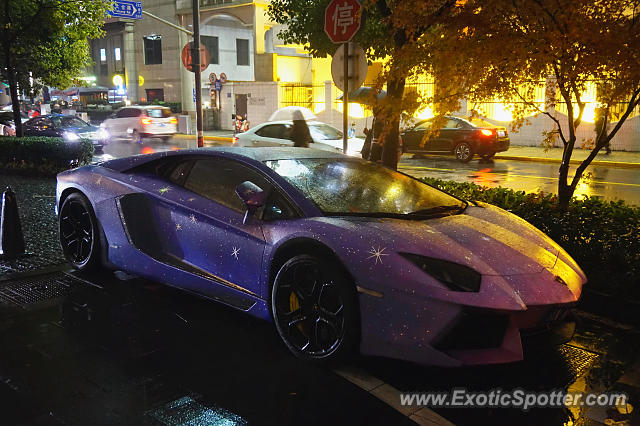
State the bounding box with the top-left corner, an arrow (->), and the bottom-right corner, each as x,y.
181,42 -> 210,73
324,0 -> 361,43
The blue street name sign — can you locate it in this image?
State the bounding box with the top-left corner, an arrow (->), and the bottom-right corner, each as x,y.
214,80 -> 223,91
109,1 -> 143,20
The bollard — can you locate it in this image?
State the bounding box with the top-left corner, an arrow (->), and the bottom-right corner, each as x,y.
0,186 -> 26,258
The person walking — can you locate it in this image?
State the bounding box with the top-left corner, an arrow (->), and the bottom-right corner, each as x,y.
290,110 -> 312,147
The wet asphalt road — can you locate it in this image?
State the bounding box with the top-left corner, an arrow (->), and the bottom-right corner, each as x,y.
0,269 -> 638,426
96,136 -> 640,206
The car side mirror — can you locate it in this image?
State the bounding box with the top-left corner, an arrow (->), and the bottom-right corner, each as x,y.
235,181 -> 267,224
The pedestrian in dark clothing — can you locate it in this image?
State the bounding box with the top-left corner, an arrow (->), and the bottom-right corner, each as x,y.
594,106 -> 611,154
290,110 -> 312,147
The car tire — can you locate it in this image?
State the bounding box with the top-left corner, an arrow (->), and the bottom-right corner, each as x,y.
59,192 -> 102,272
481,152 -> 496,161
160,136 -> 171,142
454,142 -> 474,162
271,254 -> 359,362
130,129 -> 142,144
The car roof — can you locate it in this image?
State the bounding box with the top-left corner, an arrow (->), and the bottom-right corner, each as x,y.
100,147 -> 351,172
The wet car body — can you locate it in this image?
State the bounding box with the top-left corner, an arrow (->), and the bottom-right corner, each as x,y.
401,116 -> 510,162
56,147 -> 585,366
24,114 -> 108,150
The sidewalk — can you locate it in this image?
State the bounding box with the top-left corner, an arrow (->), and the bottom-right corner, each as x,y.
496,146 -> 640,169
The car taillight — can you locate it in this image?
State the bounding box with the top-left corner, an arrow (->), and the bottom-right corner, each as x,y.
479,129 -> 494,137
141,117 -> 152,125
232,136 -> 238,144
170,117 -> 178,124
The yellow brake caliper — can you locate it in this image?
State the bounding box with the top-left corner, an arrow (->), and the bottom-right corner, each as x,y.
289,291 -> 306,334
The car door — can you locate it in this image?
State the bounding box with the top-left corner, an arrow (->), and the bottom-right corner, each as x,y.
253,123 -> 293,147
24,117 -> 56,137
157,157 -> 273,299
403,120 -> 432,152
431,118 -> 463,152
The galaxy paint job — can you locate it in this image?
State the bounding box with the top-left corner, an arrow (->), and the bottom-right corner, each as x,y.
56,147 -> 586,366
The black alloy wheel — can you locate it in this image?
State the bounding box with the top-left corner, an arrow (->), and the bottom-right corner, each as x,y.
272,255 -> 358,361
454,141 -> 474,162
59,192 -> 101,271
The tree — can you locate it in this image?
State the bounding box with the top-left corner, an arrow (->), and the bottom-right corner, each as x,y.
0,0 -> 109,136
432,0 -> 640,208
267,0 -> 458,170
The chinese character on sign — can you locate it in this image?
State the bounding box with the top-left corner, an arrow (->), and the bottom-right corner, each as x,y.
324,0 -> 361,43
332,2 -> 354,35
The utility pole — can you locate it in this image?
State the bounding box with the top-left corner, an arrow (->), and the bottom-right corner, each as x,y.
192,0 -> 204,147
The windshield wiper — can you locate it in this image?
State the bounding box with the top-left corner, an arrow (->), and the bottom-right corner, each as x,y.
406,205 -> 466,217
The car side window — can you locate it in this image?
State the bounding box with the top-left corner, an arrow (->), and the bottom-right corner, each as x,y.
262,191 -> 297,221
115,109 -> 128,118
414,121 -> 431,131
444,119 -> 461,129
183,158 -> 274,213
256,125 -> 277,138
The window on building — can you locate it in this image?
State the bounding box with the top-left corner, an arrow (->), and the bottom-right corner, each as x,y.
144,35 -> 163,65
201,36 -> 219,65
114,47 -> 121,61
146,89 -> 165,102
236,39 -> 249,66
100,48 -> 107,62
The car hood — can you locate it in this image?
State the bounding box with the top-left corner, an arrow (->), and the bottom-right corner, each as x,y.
322,203 -> 576,278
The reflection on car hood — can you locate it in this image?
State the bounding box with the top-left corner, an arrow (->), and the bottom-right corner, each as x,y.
326,204 -> 563,276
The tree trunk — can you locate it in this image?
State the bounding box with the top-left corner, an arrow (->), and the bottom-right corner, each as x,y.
381,66 -> 405,170
4,50 -> 23,137
557,142 -> 575,210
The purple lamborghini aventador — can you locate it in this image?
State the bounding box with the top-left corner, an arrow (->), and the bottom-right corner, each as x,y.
56,147 -> 586,366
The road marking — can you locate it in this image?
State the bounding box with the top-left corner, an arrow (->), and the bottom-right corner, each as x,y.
333,365 -> 455,426
399,165 -> 640,188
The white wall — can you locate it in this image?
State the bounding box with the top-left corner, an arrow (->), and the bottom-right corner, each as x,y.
201,18 -> 254,82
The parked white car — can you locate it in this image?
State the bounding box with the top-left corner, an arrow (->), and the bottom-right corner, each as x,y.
233,120 -> 364,156
101,106 -> 177,143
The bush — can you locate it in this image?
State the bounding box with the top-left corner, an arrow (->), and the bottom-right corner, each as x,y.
0,136 -> 94,176
421,177 -> 640,299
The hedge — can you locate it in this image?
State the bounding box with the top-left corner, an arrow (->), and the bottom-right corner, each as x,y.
0,136 -> 94,176
421,177 -> 640,300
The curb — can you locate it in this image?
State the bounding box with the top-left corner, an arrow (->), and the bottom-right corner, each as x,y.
173,133 -> 233,143
494,154 -> 640,169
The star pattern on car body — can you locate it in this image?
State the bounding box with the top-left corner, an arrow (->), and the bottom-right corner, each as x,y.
189,214 -> 197,224
231,246 -> 240,259
159,186 -> 171,194
176,224 -> 182,231
367,246 -> 389,265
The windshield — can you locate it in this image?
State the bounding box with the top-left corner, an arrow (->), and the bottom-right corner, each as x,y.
147,108 -> 171,118
51,116 -> 90,128
265,158 -> 466,217
309,123 -> 342,140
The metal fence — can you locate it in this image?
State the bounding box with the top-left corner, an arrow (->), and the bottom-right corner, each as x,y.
278,84 -> 325,112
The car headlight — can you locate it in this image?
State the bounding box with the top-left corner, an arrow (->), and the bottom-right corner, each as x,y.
63,132 -> 80,141
400,253 -> 481,292
97,128 -> 109,140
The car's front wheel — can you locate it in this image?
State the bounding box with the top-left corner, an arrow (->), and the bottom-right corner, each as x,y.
454,141 -> 474,162
130,129 -> 142,144
59,192 -> 101,271
271,254 -> 359,361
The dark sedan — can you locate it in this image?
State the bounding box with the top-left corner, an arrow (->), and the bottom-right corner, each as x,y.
401,116 -> 510,162
23,114 -> 109,151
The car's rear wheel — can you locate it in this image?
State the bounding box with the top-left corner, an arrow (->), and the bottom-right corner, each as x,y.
481,152 -> 496,161
272,254 -> 359,361
160,136 -> 171,142
130,129 -> 142,144
454,142 -> 474,162
59,192 -> 101,271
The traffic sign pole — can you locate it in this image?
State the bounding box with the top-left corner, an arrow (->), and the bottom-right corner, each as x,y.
343,43 -> 349,154
192,0 -> 204,148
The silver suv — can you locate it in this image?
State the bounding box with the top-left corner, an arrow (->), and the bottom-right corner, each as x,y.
101,106 -> 177,143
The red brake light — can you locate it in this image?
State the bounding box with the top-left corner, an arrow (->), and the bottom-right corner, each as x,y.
232,136 -> 238,144
480,129 -> 494,137
170,117 -> 178,124
141,117 -> 152,125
